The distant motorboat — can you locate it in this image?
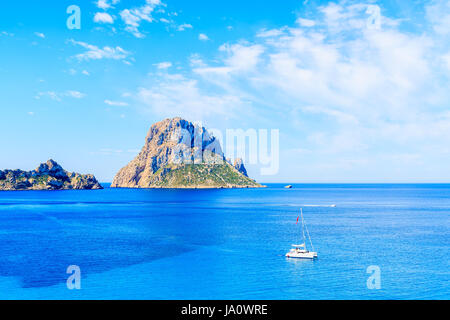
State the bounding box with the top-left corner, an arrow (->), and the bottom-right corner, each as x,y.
286,209 -> 318,259
285,185 -> 293,189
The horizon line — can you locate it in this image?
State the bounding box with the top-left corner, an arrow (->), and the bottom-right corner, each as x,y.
99,182 -> 450,185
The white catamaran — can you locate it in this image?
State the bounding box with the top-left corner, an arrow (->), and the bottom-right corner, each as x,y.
286,208 -> 318,259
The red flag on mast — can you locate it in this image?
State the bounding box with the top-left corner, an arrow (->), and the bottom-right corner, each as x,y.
296,216 -> 299,224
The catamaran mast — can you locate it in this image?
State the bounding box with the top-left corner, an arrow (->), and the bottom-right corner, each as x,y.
301,208 -> 315,251
305,222 -> 314,251
301,208 -> 306,246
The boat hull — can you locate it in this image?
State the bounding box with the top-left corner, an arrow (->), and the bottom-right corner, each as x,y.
286,252 -> 318,259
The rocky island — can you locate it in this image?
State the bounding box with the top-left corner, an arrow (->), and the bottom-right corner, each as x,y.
111,117 -> 263,189
0,160 -> 103,191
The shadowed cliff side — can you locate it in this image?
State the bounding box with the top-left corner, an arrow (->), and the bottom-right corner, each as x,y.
0,160 -> 103,191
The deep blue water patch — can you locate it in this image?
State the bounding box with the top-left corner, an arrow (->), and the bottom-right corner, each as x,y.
0,184 -> 448,299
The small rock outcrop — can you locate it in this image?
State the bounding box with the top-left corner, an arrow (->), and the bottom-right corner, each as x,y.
0,160 -> 103,191
233,158 -> 248,177
111,118 -> 263,189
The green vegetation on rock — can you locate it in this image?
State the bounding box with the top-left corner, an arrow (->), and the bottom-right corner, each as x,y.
149,163 -> 261,188
0,160 -> 103,191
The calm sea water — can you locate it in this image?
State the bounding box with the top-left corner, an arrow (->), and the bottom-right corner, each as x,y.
0,184 -> 448,300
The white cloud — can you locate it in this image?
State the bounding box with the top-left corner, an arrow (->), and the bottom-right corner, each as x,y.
210,43 -> 265,73
442,53 -> 450,71
119,0 -> 165,38
94,12 -> 114,24
1,31 -> 14,36
36,91 -> 86,101
125,44 -> 265,120
96,0 -> 120,10
301,105 -> 359,125
154,61 -> 172,69
189,54 -> 206,67
34,32 -> 45,39
66,91 -> 86,99
296,18 -> 316,27
67,69 -> 90,76
97,0 -> 110,10
135,74 -> 245,119
104,100 -> 129,106
97,0 -> 185,38
257,28 -> 286,38
174,1 -> 450,161
198,33 -> 209,41
426,0 -> 450,35
69,39 -> 131,61
35,92 -> 60,101
177,23 -> 193,31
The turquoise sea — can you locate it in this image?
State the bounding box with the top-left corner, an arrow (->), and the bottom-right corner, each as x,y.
0,184 -> 448,300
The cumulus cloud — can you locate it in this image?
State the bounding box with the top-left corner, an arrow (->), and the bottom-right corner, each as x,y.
442,53 -> 450,71
119,0 -> 165,38
296,18 -> 316,27
189,43 -> 265,77
154,61 -> 172,69
94,0 -> 187,38
94,12 -> 114,24
135,74 -> 245,120
177,23 -> 193,31
257,28 -> 286,38
426,0 -> 450,35
96,0 -> 120,10
68,39 -> 131,61
188,2 -> 447,134
220,43 -> 264,72
198,33 -> 209,41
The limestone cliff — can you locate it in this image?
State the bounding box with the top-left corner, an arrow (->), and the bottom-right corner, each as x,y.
111,118 -> 263,189
0,160 -> 103,191
233,158 -> 248,177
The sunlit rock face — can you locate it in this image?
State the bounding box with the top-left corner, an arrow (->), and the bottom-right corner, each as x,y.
111,117 -> 262,189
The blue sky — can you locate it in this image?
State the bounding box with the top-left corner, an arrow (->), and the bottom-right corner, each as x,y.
1,0 -> 450,183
